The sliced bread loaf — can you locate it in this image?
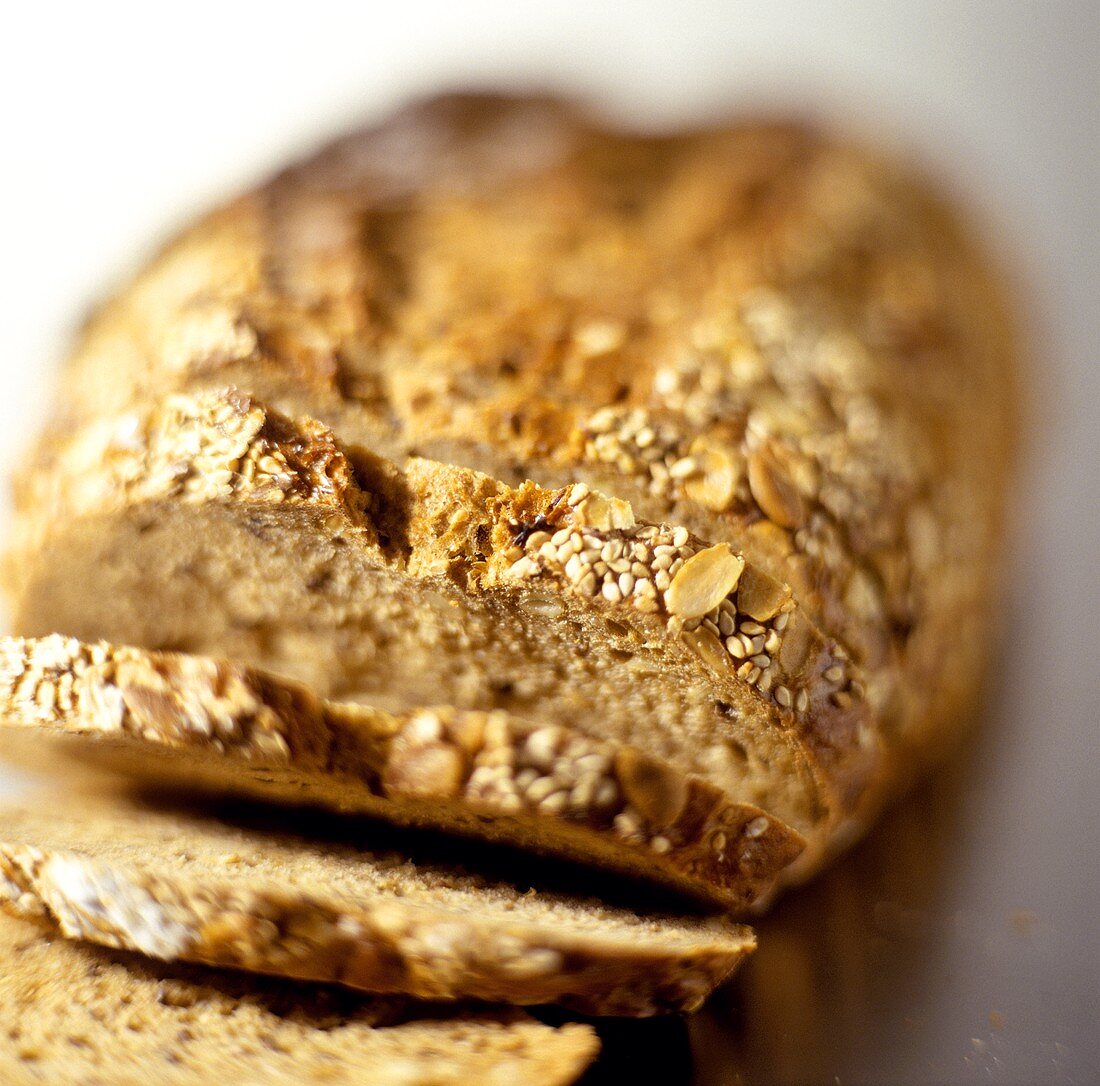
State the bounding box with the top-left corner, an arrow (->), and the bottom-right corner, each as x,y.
0,913 -> 598,1085
0,787 -> 755,1015
19,95 -> 1018,878
0,635 -> 802,911
8,389 -> 863,881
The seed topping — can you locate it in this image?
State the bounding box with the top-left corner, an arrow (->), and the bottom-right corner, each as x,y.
666,544 -> 745,620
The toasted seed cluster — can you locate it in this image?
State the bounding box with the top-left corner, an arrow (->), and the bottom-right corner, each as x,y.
137,392 -> 330,506
385,706 -> 798,880
571,288 -> 928,686
464,717 -> 623,824
27,391 -> 362,536
392,707 -> 691,858
580,407 -> 750,516
502,489 -> 862,716
0,634 -> 293,762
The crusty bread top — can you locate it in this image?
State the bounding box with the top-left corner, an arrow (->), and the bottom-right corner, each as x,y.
0,786 -> 754,1016
0,914 -> 598,1086
0,635 -> 804,910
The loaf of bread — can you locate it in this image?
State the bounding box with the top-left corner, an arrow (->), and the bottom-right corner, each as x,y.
0,635 -> 802,909
0,914 -> 598,1084
8,93 -> 1018,891
0,785 -> 754,1015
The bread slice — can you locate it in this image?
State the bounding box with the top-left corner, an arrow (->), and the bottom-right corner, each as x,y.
8,388 -> 867,881
0,787 -> 755,1015
0,635 -> 802,912
0,914 -> 598,1086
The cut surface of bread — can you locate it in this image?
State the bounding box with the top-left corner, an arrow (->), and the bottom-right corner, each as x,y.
0,788 -> 755,1015
0,635 -> 803,911
0,914 -> 598,1086
9,390 -> 866,876
10,94 -> 1019,890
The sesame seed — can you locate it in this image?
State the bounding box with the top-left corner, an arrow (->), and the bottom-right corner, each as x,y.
614,810 -> 643,839
526,776 -> 558,803
796,689 -> 810,712
776,686 -> 792,708
506,556 -> 539,579
824,665 -> 844,683
602,581 -> 623,603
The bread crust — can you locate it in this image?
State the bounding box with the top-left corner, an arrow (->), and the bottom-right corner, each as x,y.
0,634 -> 803,910
10,93 -> 1019,890
0,790 -> 754,1016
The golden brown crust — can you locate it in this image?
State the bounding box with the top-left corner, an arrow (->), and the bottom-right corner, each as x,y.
0,790 -> 754,1016
0,634 -> 803,910
12,93 -> 1019,889
0,914 -> 599,1085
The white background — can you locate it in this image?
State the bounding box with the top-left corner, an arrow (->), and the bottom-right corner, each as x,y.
0,3 -> 1097,1082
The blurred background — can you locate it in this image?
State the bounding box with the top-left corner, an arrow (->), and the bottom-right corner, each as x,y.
0,2 -> 1096,1082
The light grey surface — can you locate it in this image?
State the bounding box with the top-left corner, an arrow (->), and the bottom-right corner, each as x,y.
0,3 -> 1096,1082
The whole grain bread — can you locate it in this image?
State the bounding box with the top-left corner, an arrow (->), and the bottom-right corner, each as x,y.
0,786 -> 754,1015
9,93 -> 1019,888
0,635 -> 802,911
0,913 -> 598,1085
